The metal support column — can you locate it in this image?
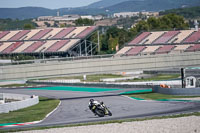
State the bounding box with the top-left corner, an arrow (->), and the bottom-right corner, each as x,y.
91,42 -> 93,56
97,30 -> 100,53
79,43 -> 82,56
85,40 -> 87,56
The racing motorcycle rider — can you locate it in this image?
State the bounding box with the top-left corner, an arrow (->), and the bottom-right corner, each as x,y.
89,99 -> 103,115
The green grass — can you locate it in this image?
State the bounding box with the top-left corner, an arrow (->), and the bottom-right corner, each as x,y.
126,74 -> 180,82
127,92 -> 200,100
0,97 -> 59,124
39,74 -> 125,82
37,74 -> 180,83
0,84 -> 31,87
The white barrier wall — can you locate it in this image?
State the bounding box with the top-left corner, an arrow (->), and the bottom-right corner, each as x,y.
0,93 -> 39,113
1,51 -> 200,80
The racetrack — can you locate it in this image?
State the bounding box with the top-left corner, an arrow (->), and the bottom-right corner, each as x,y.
1,86 -> 200,129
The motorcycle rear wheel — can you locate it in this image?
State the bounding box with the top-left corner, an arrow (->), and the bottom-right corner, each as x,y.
95,108 -> 105,117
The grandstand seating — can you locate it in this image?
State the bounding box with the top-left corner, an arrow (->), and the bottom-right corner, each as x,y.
141,46 -> 160,54
142,31 -> 165,44
41,28 -> 63,40
30,29 -> 52,40
58,39 -> 80,52
183,30 -> 200,43
0,31 -> 10,39
0,26 -> 97,55
116,29 -> 200,56
125,46 -> 146,55
2,42 -> 24,54
153,31 -> 180,44
9,30 -> 30,41
116,46 -> 132,55
155,45 -> 175,54
65,27 -> 87,38
13,41 -> 35,53
1,31 -> 19,41
128,32 -> 151,45
172,45 -> 190,51
0,42 -> 13,52
24,29 -> 41,40
35,40 -> 58,52
75,26 -> 97,39
185,44 -> 200,52
45,40 -> 70,52
51,27 -> 76,39
23,41 -> 45,53
169,30 -> 194,43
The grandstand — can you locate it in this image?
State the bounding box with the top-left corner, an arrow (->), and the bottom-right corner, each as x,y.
0,26 -> 98,57
117,29 -> 200,56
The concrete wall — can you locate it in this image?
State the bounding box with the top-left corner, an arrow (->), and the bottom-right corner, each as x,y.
1,51 -> 200,80
0,93 -> 39,113
153,86 -> 200,96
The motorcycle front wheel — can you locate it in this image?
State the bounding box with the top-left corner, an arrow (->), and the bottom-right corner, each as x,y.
108,110 -> 112,116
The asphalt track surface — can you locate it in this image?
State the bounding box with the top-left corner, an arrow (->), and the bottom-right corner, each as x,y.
1,86 -> 200,129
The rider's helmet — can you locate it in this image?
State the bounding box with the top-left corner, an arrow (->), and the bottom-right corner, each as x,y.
90,99 -> 94,103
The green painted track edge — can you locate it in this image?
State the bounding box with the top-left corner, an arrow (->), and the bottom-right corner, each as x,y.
26,86 -> 121,92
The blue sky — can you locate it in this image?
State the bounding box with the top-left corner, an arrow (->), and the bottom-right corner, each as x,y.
0,0 -> 99,9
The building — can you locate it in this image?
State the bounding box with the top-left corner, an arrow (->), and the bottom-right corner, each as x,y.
114,12 -> 139,18
114,11 -> 159,18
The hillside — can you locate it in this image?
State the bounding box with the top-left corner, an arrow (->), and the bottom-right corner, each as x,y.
86,0 -> 129,8
0,0 -> 200,19
160,6 -> 200,19
0,7 -> 55,19
106,0 -> 200,13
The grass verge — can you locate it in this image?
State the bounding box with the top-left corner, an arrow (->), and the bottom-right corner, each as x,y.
126,74 -> 180,82
0,97 -> 59,124
126,92 -> 200,100
36,74 -> 180,83
0,84 -> 32,87
38,74 -> 125,82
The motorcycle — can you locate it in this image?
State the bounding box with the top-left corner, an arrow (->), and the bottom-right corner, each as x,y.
90,102 -> 112,117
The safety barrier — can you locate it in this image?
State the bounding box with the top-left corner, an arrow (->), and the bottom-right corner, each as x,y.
153,85 -> 200,96
0,93 -> 39,113
1,51 -> 200,80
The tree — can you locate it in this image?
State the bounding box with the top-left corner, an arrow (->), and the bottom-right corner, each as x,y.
60,23 -> 66,28
131,13 -> 189,33
147,17 -> 161,30
108,35 -> 118,52
91,27 -> 134,54
161,14 -> 189,30
44,22 -> 51,27
75,18 -> 94,26
23,23 -> 35,29
135,20 -> 149,32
